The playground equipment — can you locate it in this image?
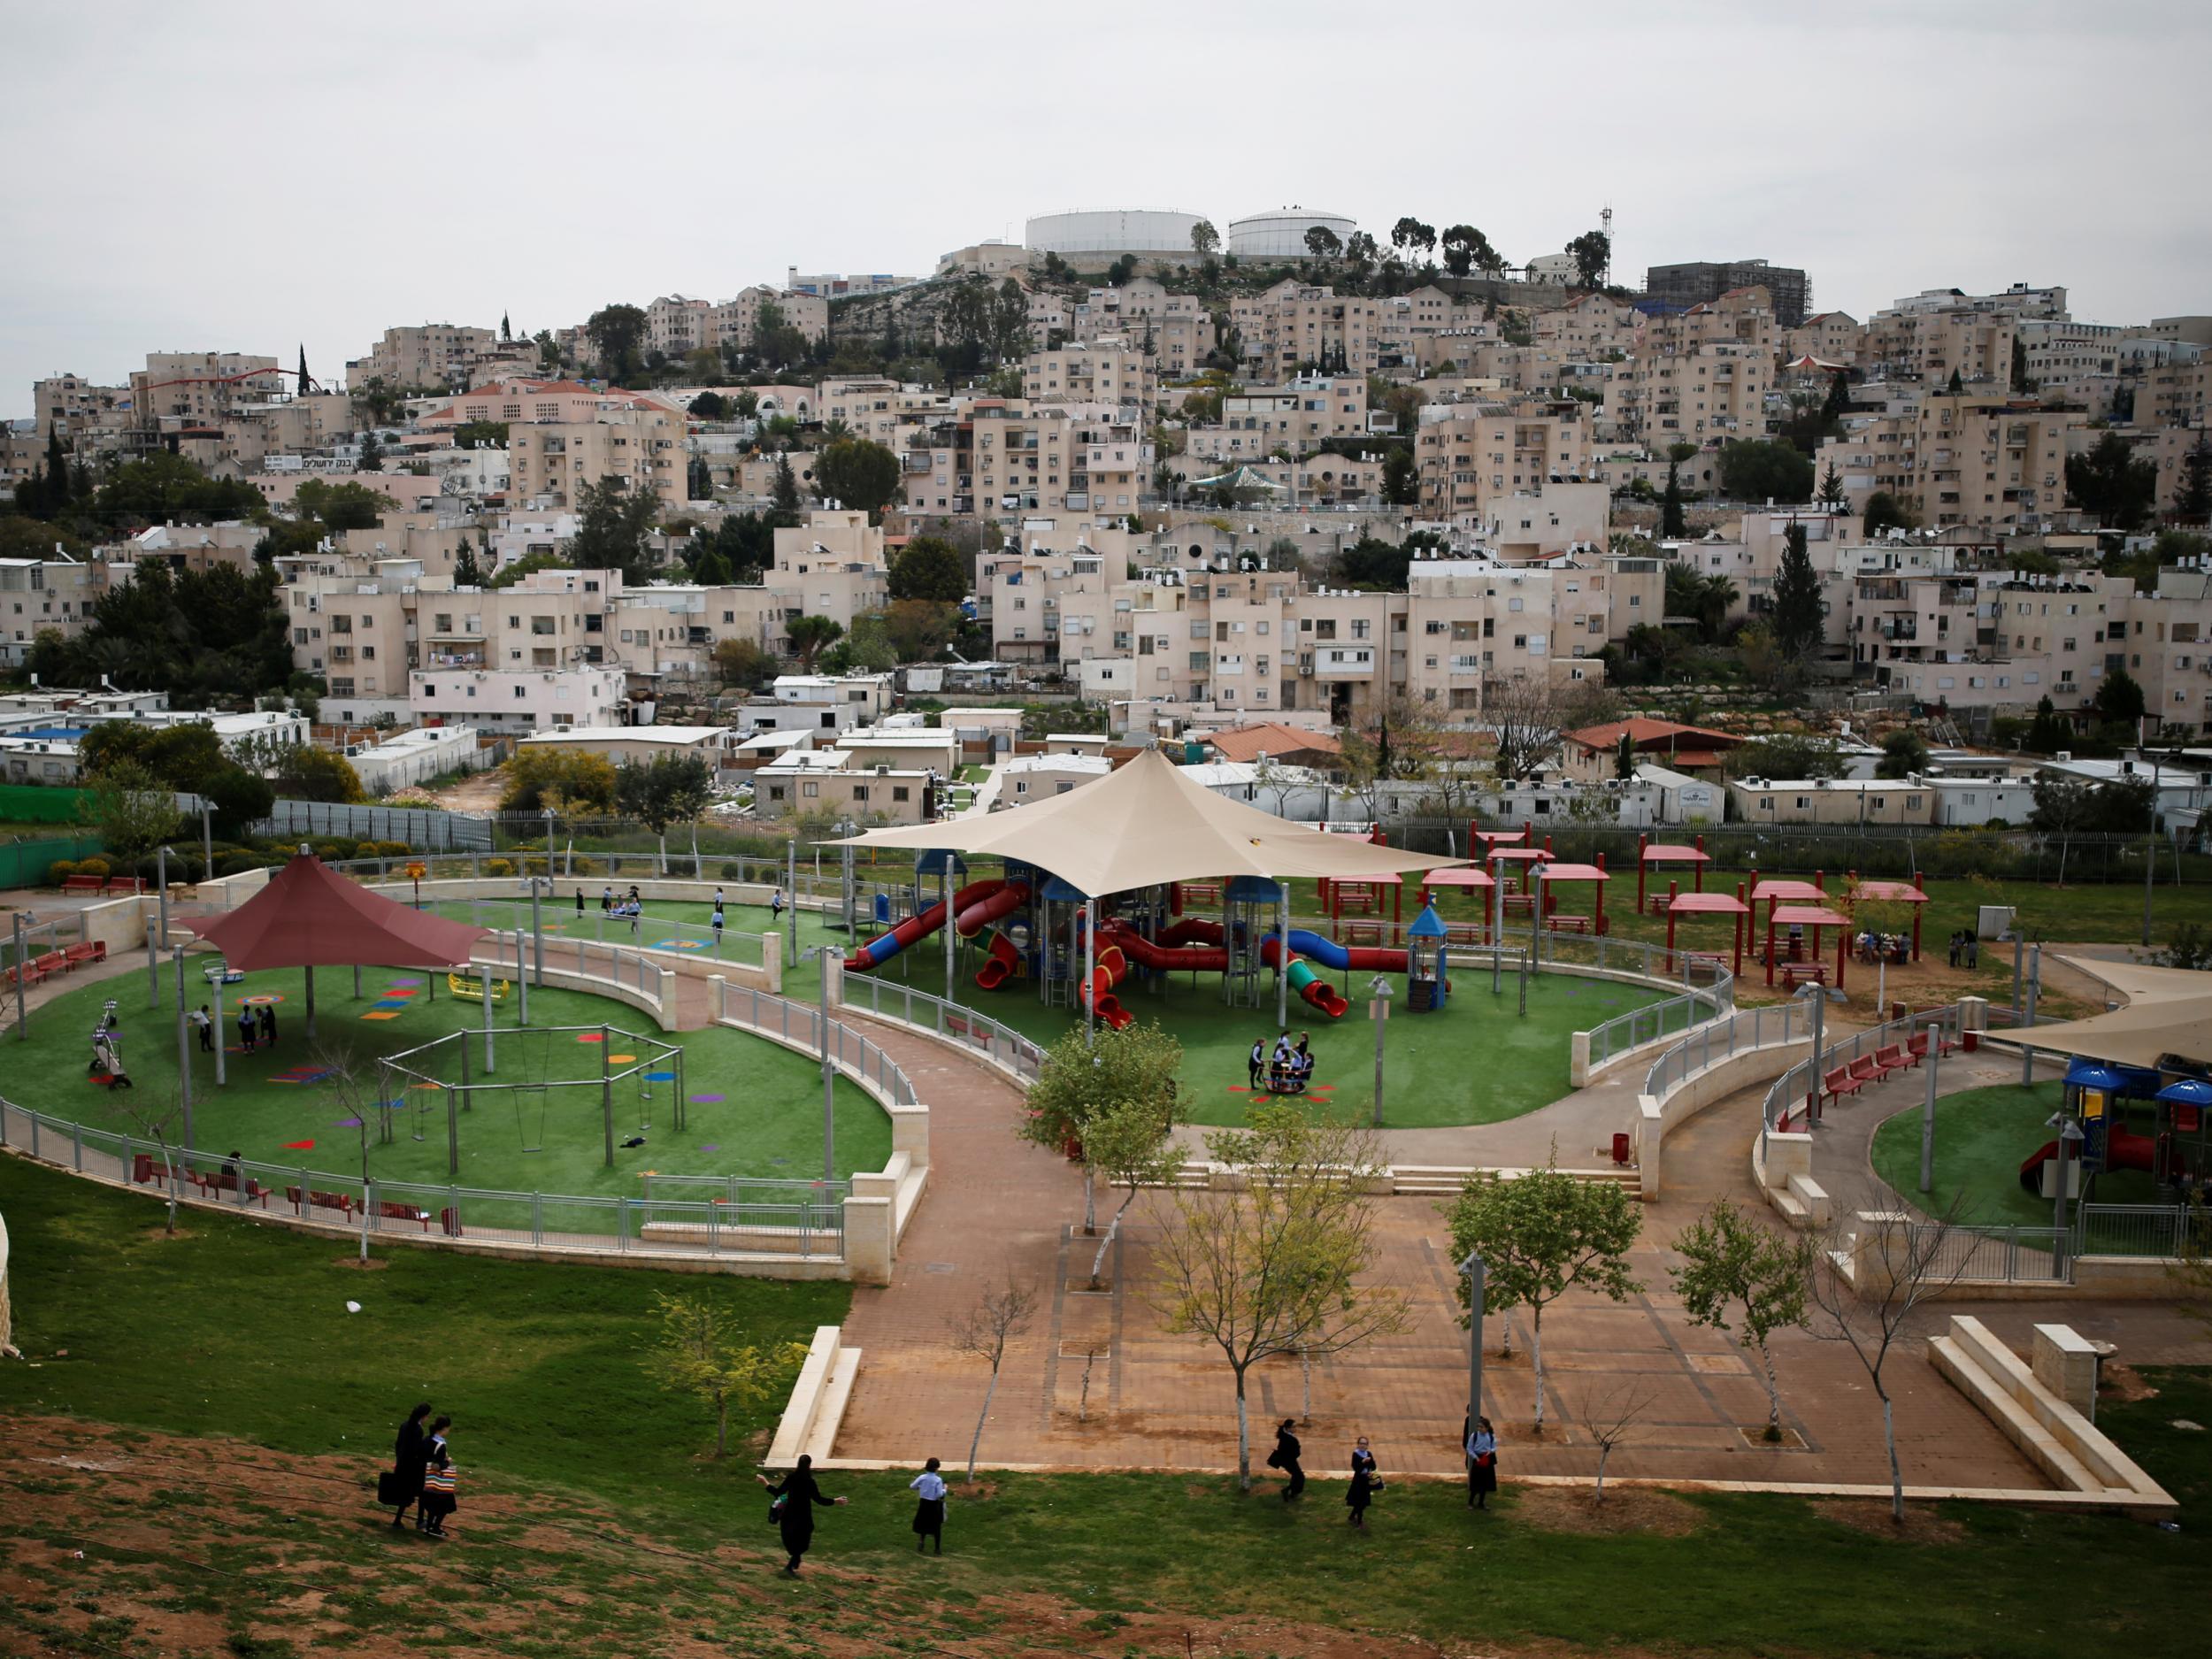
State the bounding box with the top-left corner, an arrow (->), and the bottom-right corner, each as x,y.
381,1022 -> 684,1172
446,971 -> 511,1002
2018,1058 -> 2197,1197
848,874 -> 1001,970
1404,904 -> 1449,1012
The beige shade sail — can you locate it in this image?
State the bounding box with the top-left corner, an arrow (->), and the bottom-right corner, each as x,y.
828,748 -> 1467,898
1997,955 -> 2212,1070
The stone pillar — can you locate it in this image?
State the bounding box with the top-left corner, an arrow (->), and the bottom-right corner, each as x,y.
888,1102 -> 931,1170
2032,1324 -> 2100,1414
1635,1094 -> 1663,1202
841,1194 -> 895,1286
1959,995 -> 1989,1033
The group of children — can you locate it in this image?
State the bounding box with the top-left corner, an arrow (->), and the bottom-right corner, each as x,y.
1249,1030 -> 1316,1094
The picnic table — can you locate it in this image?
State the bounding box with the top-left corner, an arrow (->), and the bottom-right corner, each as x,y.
1339,918 -> 1389,948
1546,914 -> 1591,934
1779,963 -> 1827,989
1501,894 -> 1537,917
1444,922 -> 1488,949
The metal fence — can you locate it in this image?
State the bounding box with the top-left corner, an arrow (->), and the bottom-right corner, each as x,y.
255,799 -> 495,852
1762,1002 -> 1971,1138
2073,1202 -> 2200,1260
833,972 -> 1049,1083
432,895 -> 775,976
1914,1221 -> 2072,1283
0,1097 -> 845,1258
714,979 -> 922,1108
1644,999 -> 1809,1098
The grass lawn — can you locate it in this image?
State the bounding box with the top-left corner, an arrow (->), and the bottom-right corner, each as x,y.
1871,1079 -> 2168,1229
2,1150 -> 2208,1658
26,966 -> 887,1196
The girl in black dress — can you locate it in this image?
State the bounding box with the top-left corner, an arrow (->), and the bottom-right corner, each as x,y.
1345,1462 -> 1373,1527
757,1454 -> 846,1576
910,1456 -> 948,1554
418,1416 -> 457,1537
1271,1419 -> 1304,1501
388,1402 -> 432,1530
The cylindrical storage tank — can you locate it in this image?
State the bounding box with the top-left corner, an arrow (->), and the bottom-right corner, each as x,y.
1025,208 -> 1204,257
1226,207 -> 1358,259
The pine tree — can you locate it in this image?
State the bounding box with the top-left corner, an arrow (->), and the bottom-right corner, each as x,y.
772,452 -> 801,512
1661,457 -> 1686,538
297,343 -> 312,395
43,424 -> 69,510
2179,428 -> 2212,525
1770,521 -> 1824,664
357,430 -> 384,472
453,538 -> 483,588
501,311 -> 512,342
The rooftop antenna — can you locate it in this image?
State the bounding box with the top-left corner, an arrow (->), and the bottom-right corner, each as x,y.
1600,204 -> 1614,286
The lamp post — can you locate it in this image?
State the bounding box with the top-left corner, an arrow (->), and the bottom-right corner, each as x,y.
1917,1020 -> 1941,1193
543,805 -> 557,880
803,945 -> 841,1182
2047,1111 -> 2085,1247
1368,973 -> 1392,1127
1460,1250 -> 1486,1447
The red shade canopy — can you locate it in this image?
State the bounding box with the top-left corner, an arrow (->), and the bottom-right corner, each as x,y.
1422,867 -> 1496,889
1751,879 -> 1827,904
1640,844 -> 1711,865
1768,904 -> 1851,930
1851,880 -> 1930,905
190,855 -> 488,971
1489,848 -> 1555,864
1475,829 -> 1528,848
1668,891 -> 1748,915
1537,863 -> 1611,883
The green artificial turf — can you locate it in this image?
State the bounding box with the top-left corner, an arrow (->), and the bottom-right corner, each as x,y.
2,1150 -> 2208,1659
23,966 -> 886,1197
1869,1079 -> 2164,1229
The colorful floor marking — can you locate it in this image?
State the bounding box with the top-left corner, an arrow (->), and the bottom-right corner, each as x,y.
575,1033 -> 604,1043
643,1070 -> 675,1081
235,994 -> 286,1006
653,939 -> 708,952
281,1140 -> 315,1150
608,1053 -> 637,1064
270,1065 -> 338,1086
697,1143 -> 720,1152
688,1094 -> 725,1103
361,1011 -> 401,1021
334,1117 -> 362,1128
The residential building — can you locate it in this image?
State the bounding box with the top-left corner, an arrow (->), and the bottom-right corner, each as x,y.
1230,281 -> 1383,378
350,324 -> 498,390
1416,400 -> 1593,523
1023,339 -> 1154,410
646,295 -> 713,358
1560,718 -> 1745,782
1604,288 -> 1776,448
1646,259 -> 1810,328
508,403 -> 689,511
129,352 -> 282,428
1725,776 -> 1935,826
707,287 -> 829,350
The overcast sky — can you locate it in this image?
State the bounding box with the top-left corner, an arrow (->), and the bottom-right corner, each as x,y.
4,0 -> 2207,420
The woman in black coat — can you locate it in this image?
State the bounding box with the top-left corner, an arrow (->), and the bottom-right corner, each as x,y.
757,1453 -> 846,1576
388,1402 -> 432,1529
1271,1419 -> 1304,1501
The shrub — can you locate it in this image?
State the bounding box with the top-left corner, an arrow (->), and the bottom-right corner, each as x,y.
375,840 -> 411,857
355,841 -> 381,860
47,860 -> 77,885
720,862 -> 743,879
484,856 -> 515,877
76,856 -> 111,880
316,841 -> 349,861
219,850 -> 272,877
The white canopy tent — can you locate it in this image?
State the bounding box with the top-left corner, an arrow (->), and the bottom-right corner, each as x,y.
829,747 -> 1463,898
2000,956 -> 2212,1071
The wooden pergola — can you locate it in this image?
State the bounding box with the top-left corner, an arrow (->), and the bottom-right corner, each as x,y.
1847,877 -> 1932,962
1765,902 -> 1851,990
1665,882 -> 1751,977
1637,833 -> 1710,915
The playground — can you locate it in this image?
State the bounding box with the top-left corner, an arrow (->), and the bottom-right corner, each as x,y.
27,965 -> 885,1196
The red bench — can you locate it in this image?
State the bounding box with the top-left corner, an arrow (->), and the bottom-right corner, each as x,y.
286,1185 -> 356,1220
34,951 -> 69,979
1779,963 -> 1827,989
378,1201 -> 433,1232
198,1171 -> 273,1206
63,941 -> 105,968
60,874 -> 106,895
1870,1043 -> 1910,1079
1823,1065 -> 1863,1106
103,876 -> 147,895
1903,1033 -> 1931,1068
1847,1055 -> 1881,1090
1547,914 -> 1591,934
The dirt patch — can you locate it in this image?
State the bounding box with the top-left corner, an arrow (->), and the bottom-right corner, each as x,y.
332,1256 -> 391,1271
953,1479 -> 1001,1501
1514,1485 -> 1706,1537
1735,1425 -> 1808,1450
1812,1497 -> 1967,1543
140,1226 -> 196,1241
2100,1362 -> 2158,1405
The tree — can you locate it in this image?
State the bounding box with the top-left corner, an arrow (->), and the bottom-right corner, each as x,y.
1565,229 -> 1610,288
1875,728 -> 1932,780
85,759 -> 182,861
2067,431 -> 2158,531
1338,692 -> 1443,823
1771,521 -> 1825,665
2025,695 -> 2070,755
1717,440 -> 1814,504
951,1278 -> 1037,1480
111,1089 -> 188,1235
784,615 -> 844,672
565,475 -> 663,584
1670,1202 -> 1812,1440
1147,1105 -> 1414,1488
585,303 -> 648,382
200,764 -> 273,841
500,747 -> 618,815
1817,462 -> 1847,510
1586,1379 -> 1655,1502
1390,218 -> 1436,263
1342,231 -> 1379,282
1380,448 -> 1418,506
823,613 -> 897,676
2178,428 -> 2212,525
688,390 -> 728,421
813,438 -> 902,521
451,540 -> 483,588
91,452 -> 263,527
1660,441 -> 1695,539
1302,225 -> 1343,262
1863,491 -> 1916,536
771,452 -> 802,513
1334,534 -> 1416,590
1722,733 -> 1846,781
711,637 -> 778,689
2092,664 -> 2146,727
879,599 -> 958,664
260,741 -> 365,804
645,1293 -> 807,1457
1443,1151 -> 1641,1433
487,549 -> 573,589
1483,674 -> 1563,782
1807,1206 -> 1972,1523
1440,225 -> 1494,280
357,430 -> 385,472
1019,1020 -> 1186,1235
1190,219 -> 1218,257
1080,1095 -> 1187,1291
614,753 -> 715,873
887,534 -> 967,603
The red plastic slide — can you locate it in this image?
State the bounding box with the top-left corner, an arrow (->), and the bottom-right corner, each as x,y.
955,879 -> 1032,938
1080,943 -> 1136,1030
974,929 -> 1022,992
2017,1125 -> 2157,1194
849,879 -> 1002,970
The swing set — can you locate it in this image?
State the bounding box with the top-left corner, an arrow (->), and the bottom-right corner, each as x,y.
377,1022 -> 686,1174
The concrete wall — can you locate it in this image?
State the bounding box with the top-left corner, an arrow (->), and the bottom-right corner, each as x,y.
1636,1036 -> 1811,1202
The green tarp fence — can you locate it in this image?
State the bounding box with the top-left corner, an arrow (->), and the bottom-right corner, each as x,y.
0,834 -> 104,890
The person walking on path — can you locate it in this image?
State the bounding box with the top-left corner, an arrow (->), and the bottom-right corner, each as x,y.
418,1416 -> 457,1537
1465,1416 -> 1498,1509
711,903 -> 726,947
757,1454 -> 845,1577
257,1003 -> 277,1049
770,887 -> 787,924
601,886 -> 613,912
910,1457 -> 948,1554
1248,1038 -> 1266,1092
577,888 -> 586,915
191,1004 -> 213,1052
1345,1460 -> 1374,1528
1270,1419 -> 1304,1501
236,1003 -> 257,1053
1349,1435 -> 1379,1488
385,1402 -> 433,1530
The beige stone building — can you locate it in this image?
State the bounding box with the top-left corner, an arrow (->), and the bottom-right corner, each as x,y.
351,324 -> 498,390
902,401 -> 1145,523
1782,311 -> 1863,365
647,295 -> 713,358
1604,287 -> 1775,447
1727,777 -> 1935,826
1187,374 -> 1369,463
708,287 -> 829,350
509,404 -> 689,511
1415,400 -> 1593,523
129,352 -> 282,427
1024,338 -> 1154,409
1231,281 -> 1383,378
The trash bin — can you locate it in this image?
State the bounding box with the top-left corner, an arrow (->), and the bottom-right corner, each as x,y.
1962,1030 -> 1980,1053
1610,1132 -> 1632,1166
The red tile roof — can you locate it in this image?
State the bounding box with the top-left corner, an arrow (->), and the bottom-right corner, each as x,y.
1564,718 -> 1741,755
1204,723 -> 1342,764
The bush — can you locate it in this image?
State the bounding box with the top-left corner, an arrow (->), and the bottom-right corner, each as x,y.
484,857 -> 515,877
316,841 -> 349,861
720,862 -> 743,879
76,856 -> 111,880
375,840 -> 411,857
355,841 -> 381,860
47,860 -> 77,885
219,850 -> 273,877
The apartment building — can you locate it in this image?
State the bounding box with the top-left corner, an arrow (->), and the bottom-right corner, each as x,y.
1815,393 -> 2077,531
1068,280 -> 1217,376
1231,281 -> 1383,378
708,287 -> 829,350
33,375 -> 133,450
128,352 -> 282,427
1415,400 -> 1593,523
1857,571 -> 2118,725
509,404 -> 688,511
1646,259 -> 1810,329
2115,568 -> 2212,734
350,324 -> 498,390
1783,312 -> 1863,365
1023,339 -> 1154,410
1604,287 -> 1776,447
902,401 -> 1144,523
1186,375 -> 1370,464
0,557 -> 104,666
409,664 -> 628,732
767,510 -> 892,638
647,295 -> 712,357
419,377 -> 677,431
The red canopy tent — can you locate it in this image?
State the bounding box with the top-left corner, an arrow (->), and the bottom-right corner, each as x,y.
1764,903 -> 1850,990
1665,882 -> 1750,977
191,855 -> 489,1038
1417,864 -> 1496,944
1489,844 -> 1555,920
1750,874 -> 1828,936
1637,834 -> 1709,914
1846,877 -> 1931,961
1536,857 -> 1610,935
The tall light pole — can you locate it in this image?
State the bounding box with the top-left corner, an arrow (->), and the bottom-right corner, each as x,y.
1917,1020 -> 1940,1193
2047,1111 -> 2085,1247
1460,1250 -> 1486,1445
803,945 -> 841,1182
1368,973 -> 1392,1127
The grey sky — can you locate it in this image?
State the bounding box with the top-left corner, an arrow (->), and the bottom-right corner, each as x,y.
4,0 -> 2207,420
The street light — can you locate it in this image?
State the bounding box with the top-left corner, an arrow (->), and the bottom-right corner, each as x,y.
1367,973 -> 1392,1127
1460,1250 -> 1486,1453
802,945 -> 843,1183
2046,1111 -> 2086,1240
